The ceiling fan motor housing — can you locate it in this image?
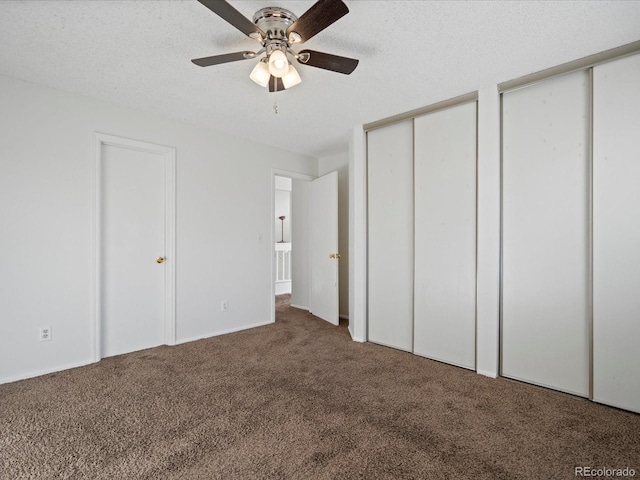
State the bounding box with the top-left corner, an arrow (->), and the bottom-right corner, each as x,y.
253,7 -> 297,47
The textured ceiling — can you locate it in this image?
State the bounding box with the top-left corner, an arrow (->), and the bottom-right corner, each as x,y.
1,1 -> 639,158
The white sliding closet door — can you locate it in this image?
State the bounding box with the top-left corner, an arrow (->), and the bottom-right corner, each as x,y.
593,54 -> 640,413
502,71 -> 590,396
413,102 -> 477,369
367,120 -> 414,351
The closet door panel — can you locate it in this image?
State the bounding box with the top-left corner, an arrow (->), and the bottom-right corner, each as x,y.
367,120 -> 414,351
413,102 -> 477,369
593,54 -> 640,413
502,71 -> 590,396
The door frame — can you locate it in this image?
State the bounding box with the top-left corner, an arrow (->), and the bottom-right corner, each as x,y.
92,132 -> 177,361
271,169 -> 314,323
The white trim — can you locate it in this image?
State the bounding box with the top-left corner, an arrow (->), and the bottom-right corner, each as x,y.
364,91 -> 479,133
175,320 -> 274,345
164,141 -> 177,348
92,132 -> 177,362
1,359 -> 94,385
272,168 -> 315,182
349,126 -> 367,342
498,40 -> 640,93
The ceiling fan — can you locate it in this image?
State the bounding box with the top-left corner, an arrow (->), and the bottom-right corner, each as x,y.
191,0 -> 359,93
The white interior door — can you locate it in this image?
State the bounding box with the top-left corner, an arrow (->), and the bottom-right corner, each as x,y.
309,171 -> 339,325
593,53 -> 640,414
101,143 -> 166,357
413,102 -> 477,369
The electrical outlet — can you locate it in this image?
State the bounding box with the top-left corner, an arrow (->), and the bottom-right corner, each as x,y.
221,300 -> 229,313
39,326 -> 52,342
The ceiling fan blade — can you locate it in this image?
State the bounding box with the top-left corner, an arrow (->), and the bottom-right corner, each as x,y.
197,0 -> 265,40
286,0 -> 349,44
269,76 -> 285,93
297,50 -> 359,74
191,51 -> 254,67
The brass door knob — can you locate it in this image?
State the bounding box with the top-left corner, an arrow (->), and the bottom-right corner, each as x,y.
329,253 -> 341,259
156,257 -> 165,264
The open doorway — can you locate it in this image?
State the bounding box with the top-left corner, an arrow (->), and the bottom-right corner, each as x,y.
271,169 -> 339,325
274,175 -> 292,304
272,171 -> 312,320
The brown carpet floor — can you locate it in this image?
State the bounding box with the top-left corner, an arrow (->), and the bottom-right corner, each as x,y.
1,296 -> 639,479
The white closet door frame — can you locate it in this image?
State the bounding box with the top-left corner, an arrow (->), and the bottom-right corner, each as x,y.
413,101 -> 477,370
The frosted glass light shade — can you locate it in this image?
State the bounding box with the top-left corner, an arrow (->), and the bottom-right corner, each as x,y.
249,61 -> 270,87
268,50 -> 289,78
282,64 -> 302,89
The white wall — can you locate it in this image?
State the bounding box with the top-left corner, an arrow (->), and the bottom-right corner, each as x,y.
274,176 -> 292,191
317,152 -> 349,319
274,188 -> 291,243
291,179 -> 310,310
0,74 -> 316,384
274,176 -> 292,295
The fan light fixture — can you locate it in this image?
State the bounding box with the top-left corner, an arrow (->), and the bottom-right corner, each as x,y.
250,51 -> 302,90
268,50 -> 289,78
249,60 -> 270,87
282,64 -> 302,89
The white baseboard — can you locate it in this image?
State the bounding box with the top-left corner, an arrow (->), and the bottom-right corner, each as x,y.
0,359 -> 95,386
175,319 -> 274,346
477,369 -> 498,379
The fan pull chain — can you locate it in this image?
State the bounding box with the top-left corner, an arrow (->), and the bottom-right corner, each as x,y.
273,92 -> 278,114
